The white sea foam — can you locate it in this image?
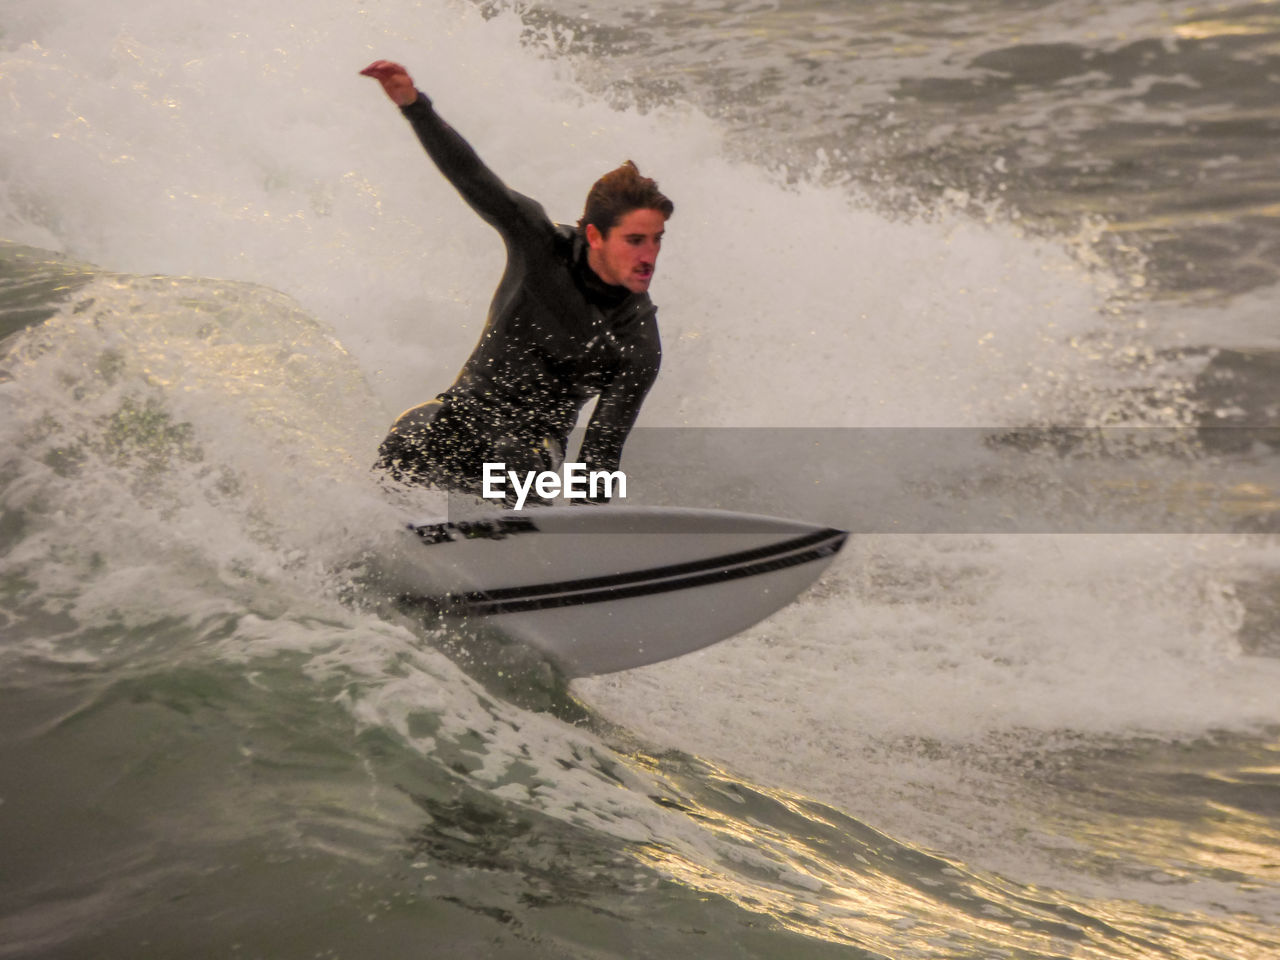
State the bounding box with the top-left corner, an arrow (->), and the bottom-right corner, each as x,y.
2,0 -> 1125,428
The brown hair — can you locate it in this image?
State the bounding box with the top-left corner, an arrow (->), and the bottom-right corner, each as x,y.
578,161 -> 674,236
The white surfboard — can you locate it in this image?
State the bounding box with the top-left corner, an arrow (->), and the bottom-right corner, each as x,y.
385,505 -> 847,677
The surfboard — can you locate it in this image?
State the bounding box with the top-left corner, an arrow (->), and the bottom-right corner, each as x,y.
385,505 -> 847,677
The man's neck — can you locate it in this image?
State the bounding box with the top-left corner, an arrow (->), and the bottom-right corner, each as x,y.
576,242 -> 631,308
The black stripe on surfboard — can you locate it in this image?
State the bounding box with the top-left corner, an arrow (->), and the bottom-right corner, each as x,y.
434,526 -> 842,604
455,535 -> 846,616
399,528 -> 847,617
404,526 -> 842,608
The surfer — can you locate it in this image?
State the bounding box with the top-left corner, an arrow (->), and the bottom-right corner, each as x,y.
361,60 -> 672,501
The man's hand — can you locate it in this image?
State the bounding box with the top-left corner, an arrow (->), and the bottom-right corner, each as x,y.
360,60 -> 419,107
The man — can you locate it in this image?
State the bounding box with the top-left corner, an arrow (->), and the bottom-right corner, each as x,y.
361,60 -> 672,501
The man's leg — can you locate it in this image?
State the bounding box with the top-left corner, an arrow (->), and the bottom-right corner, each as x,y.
376,399 -> 480,490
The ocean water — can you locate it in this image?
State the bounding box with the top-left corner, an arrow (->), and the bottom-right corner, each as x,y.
2,0 -> 1278,957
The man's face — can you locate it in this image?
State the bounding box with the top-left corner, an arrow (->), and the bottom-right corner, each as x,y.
586,208 -> 667,294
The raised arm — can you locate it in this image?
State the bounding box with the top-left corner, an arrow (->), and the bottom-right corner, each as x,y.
361,60 -> 545,239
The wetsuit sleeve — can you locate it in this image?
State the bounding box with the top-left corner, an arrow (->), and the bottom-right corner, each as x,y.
400,93 -> 550,241
577,324 -> 662,481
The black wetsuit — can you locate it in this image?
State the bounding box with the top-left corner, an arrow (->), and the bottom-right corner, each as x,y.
375,93 -> 661,495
